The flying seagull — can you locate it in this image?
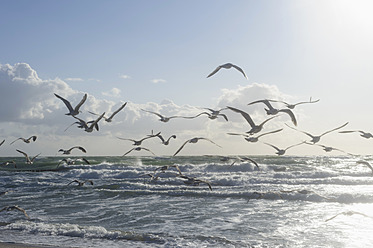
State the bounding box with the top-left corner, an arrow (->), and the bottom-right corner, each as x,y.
88,102 -> 127,122
10,136 -> 37,145
356,160 -> 373,175
16,149 -> 41,164
227,106 -> 277,135
58,146 -> 87,155
173,137 -> 221,156
285,122 -> 349,144
141,109 -> 191,122
307,143 -> 355,156
264,141 -> 306,156
73,112 -> 105,132
67,179 -> 94,186
325,210 -> 372,222
207,63 -> 247,79
227,128 -> 283,143
117,131 -> 161,146
248,99 -> 297,126
339,130 -> 373,139
0,161 -> 17,168
0,205 -> 30,219
268,97 -> 320,109
178,175 -> 213,191
156,134 -> 177,145
54,93 -> 87,116
122,146 -> 156,156
193,111 -> 228,121
58,158 -> 90,167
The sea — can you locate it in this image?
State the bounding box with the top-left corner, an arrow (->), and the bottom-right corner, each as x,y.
1,155 -> 373,248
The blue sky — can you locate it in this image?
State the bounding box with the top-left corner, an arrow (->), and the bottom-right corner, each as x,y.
1,0 -> 373,157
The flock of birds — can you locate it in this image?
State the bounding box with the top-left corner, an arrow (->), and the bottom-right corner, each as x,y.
1,62 -> 373,222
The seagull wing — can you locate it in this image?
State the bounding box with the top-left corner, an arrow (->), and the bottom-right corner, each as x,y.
30,153 -> 41,163
74,93 -> 87,112
141,147 -> 156,156
107,102 -> 127,120
320,122 -> 349,137
257,129 -> 283,138
16,149 -> 30,163
248,99 -> 274,110
88,112 -> 105,129
227,106 -> 255,128
207,66 -> 222,78
173,139 -> 191,156
0,139 -> 4,146
231,64 -> 247,79
122,148 -> 135,156
199,137 -> 222,148
264,143 -> 281,152
279,109 -> 297,126
10,138 -> 21,145
54,93 -> 74,113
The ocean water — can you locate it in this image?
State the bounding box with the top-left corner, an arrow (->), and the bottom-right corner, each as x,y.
1,155 -> 373,248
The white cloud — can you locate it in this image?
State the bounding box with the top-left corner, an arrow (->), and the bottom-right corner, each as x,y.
150,79 -> 166,84
102,87 -> 121,98
119,74 -> 131,79
65,77 -> 84,82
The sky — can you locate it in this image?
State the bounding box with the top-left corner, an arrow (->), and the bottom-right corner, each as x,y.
0,0 -> 373,157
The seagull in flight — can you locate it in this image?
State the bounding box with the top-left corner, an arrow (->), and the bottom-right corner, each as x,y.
325,210 -> 372,222
156,134 -> 177,145
73,112 -> 105,132
173,137 -> 221,156
285,122 -> 349,144
207,63 -> 247,79
339,130 -> 373,139
122,146 -> 156,156
58,158 -> 90,167
264,141 -> 306,156
193,111 -> 228,121
16,149 -> 41,164
117,132 -> 161,146
54,93 -> 87,116
0,161 -> 17,168
178,175 -> 213,191
10,136 -> 37,145
141,109 -> 192,122
228,128 -> 283,143
356,160 -> 373,175
67,179 -> 94,186
58,146 -> 87,155
89,102 -> 127,122
0,205 -> 30,219
227,106 -> 277,135
306,143 -> 355,156
248,99 -> 297,126
268,97 -> 320,109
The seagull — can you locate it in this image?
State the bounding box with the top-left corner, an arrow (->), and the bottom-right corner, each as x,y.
0,205 -> 30,219
58,146 -> 87,155
306,143 -> 355,156
88,102 -> 127,122
193,111 -> 228,121
268,97 -> 320,109
227,128 -> 283,143
356,160 -> 373,175
325,211 -> 372,222
339,130 -> 373,139
16,149 -> 41,164
0,161 -> 17,168
67,179 -> 94,186
73,112 -> 105,132
141,109 -> 189,122
207,63 -> 247,79
173,137 -> 221,156
203,107 -> 228,116
229,156 -> 259,170
117,131 -> 161,146
65,117 -> 99,132
178,175 -> 212,191
154,164 -> 183,175
285,122 -> 349,144
264,141 -> 306,156
10,136 -> 37,145
54,93 -> 87,116
122,146 -> 156,156
248,99 -> 297,126
227,106 -> 277,135
57,158 -> 90,167
156,134 -> 177,145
